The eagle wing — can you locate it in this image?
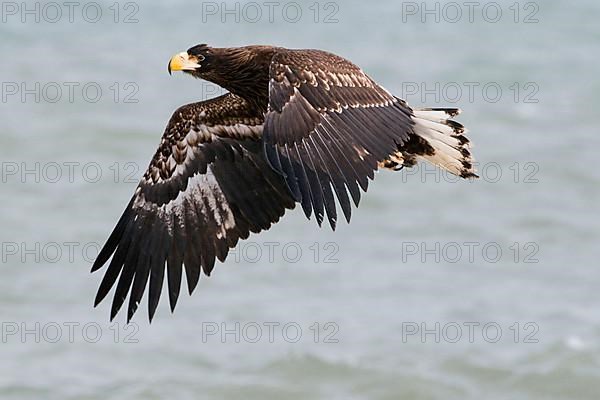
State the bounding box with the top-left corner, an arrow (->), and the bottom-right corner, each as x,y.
92,93 -> 295,322
263,49 -> 415,229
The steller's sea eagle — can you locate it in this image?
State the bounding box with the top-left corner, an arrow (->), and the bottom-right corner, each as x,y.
91,44 -> 478,322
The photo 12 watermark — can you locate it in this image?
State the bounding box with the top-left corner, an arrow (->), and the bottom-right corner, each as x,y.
400,161 -> 541,184
1,82 -> 139,104
401,2 -> 540,24
399,241 -> 540,264
2,241 -> 101,264
199,1 -> 340,24
229,241 -> 340,265
1,1 -> 140,24
400,81 -> 540,105
1,161 -> 143,185
401,321 -> 540,344
200,321 -> 340,344
1,321 -> 139,344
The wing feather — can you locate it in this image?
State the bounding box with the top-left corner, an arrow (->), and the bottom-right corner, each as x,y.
264,49 -> 415,226
92,93 -> 295,322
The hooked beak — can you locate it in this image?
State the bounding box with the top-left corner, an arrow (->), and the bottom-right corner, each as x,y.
168,52 -> 201,75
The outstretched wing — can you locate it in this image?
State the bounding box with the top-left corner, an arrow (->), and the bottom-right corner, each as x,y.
263,49 -> 415,229
92,94 -> 295,322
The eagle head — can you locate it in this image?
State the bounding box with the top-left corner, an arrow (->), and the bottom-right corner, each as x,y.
168,44 -> 213,76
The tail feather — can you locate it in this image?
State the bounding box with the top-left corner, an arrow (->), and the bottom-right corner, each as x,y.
397,107 -> 478,179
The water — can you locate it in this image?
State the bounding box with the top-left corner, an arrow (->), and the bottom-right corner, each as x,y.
1,0 -> 599,398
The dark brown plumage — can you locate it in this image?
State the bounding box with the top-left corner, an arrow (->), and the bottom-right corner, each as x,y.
92,44 -> 478,322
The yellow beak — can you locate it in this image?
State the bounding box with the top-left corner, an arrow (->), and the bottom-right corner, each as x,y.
168,52 -> 201,75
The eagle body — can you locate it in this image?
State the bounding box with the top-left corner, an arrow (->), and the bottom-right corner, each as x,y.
92,45 -> 478,322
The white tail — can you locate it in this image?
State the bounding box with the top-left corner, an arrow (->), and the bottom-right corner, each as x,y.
410,108 -> 478,178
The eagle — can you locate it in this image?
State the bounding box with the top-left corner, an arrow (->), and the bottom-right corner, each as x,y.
92,44 -> 478,322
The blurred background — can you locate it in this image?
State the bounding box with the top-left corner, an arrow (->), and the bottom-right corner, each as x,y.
1,0 -> 598,398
